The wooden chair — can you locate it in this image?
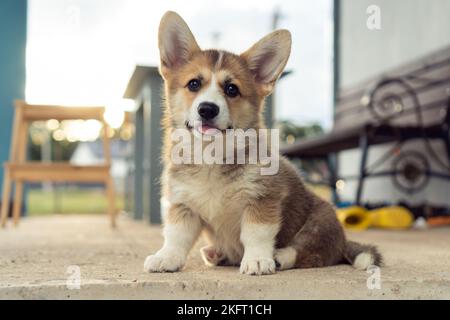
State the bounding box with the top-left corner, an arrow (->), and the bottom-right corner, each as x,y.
0,100 -> 117,228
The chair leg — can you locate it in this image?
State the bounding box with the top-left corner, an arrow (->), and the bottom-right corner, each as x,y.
12,180 -> 24,227
1,171 -> 12,228
106,177 -> 116,228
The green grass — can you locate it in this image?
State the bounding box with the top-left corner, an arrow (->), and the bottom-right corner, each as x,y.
27,188 -> 124,216
26,185 -> 329,216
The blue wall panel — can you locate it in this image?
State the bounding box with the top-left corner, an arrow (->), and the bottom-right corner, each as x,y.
0,0 -> 27,194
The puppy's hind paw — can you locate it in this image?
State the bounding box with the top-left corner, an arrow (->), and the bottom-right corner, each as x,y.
274,247 -> 297,270
200,245 -> 224,266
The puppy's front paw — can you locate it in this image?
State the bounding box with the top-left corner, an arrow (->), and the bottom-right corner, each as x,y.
143,251 -> 185,273
240,257 -> 276,275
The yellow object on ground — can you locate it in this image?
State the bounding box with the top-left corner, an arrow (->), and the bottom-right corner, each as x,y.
336,206 -> 372,231
337,205 -> 414,231
369,206 -> 414,229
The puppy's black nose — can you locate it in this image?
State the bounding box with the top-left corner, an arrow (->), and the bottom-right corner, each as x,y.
198,102 -> 219,120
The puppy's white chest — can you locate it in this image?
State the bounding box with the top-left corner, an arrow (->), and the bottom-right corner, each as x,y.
167,165 -> 262,264
170,168 -> 244,222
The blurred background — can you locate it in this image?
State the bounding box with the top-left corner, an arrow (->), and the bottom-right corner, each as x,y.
1,0 -> 450,230
2,0 -> 334,216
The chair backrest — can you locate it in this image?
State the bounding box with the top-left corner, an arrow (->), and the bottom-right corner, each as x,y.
10,100 -> 111,165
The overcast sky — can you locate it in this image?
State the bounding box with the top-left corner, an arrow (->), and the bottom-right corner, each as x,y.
27,0 -> 333,129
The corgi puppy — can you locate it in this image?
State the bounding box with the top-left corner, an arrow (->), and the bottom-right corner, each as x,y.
144,11 -> 382,275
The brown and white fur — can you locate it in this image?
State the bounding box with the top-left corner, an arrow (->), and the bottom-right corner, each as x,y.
144,11 -> 382,275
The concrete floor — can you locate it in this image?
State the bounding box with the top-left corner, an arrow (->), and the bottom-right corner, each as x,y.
0,214 -> 449,299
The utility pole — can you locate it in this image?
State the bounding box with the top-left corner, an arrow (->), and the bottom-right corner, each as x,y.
266,7 -> 284,127
272,6 -> 282,30
211,31 -> 222,47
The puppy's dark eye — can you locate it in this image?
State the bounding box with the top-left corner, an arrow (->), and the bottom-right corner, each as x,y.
224,83 -> 240,98
187,79 -> 201,92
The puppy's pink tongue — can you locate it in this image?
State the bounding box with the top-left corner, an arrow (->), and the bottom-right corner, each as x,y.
201,125 -> 217,134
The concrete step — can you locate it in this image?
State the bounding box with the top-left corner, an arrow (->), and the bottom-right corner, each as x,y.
1,214 -> 450,299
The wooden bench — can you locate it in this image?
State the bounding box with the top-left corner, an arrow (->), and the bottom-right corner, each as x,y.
1,100 -> 117,227
282,45 -> 450,204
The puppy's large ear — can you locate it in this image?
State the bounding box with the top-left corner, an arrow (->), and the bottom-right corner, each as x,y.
240,30 -> 291,96
158,11 -> 200,77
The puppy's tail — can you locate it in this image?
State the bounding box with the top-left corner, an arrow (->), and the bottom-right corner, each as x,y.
344,240 -> 383,270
